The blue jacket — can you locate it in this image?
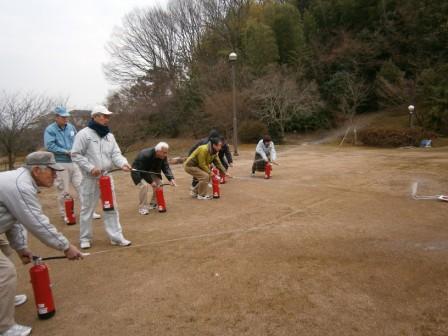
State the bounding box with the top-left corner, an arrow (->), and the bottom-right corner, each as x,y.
44,122 -> 77,163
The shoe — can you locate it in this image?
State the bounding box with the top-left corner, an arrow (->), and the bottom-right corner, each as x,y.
148,203 -> 157,210
197,195 -> 213,200
80,241 -> 91,249
111,239 -> 132,247
139,208 -> 149,215
1,324 -> 32,336
93,212 -> 101,219
14,294 -> 27,307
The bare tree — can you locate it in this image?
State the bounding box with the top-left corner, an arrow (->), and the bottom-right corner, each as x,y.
250,66 -> 323,137
0,91 -> 54,169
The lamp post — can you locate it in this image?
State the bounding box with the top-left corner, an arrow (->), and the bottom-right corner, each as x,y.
408,105 -> 415,128
229,52 -> 239,156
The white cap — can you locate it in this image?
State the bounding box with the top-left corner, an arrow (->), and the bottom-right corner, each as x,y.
91,105 -> 113,117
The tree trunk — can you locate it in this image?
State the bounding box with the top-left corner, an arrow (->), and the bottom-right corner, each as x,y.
7,151 -> 14,170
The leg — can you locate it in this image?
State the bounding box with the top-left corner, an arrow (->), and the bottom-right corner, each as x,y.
55,166 -> 70,218
185,167 -> 210,197
150,176 -> 162,206
102,176 -> 126,243
0,250 -> 16,333
79,177 -> 98,244
138,180 -> 150,211
70,163 -> 83,198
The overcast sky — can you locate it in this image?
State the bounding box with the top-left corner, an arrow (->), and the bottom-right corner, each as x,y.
0,0 -> 168,110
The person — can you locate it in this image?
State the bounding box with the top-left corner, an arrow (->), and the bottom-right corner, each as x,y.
71,105 -> 132,249
187,129 -> 220,156
218,136 -> 233,171
251,135 -> 277,175
184,137 -> 229,200
0,152 -> 83,336
131,142 -> 177,215
44,106 -> 101,224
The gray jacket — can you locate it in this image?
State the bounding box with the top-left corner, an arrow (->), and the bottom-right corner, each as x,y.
0,168 -> 69,251
71,127 -> 128,178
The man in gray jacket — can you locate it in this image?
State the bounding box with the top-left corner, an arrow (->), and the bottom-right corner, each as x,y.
0,151 -> 82,336
72,105 -> 132,249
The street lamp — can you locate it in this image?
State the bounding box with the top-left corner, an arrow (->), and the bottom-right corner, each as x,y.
408,105 -> 415,128
229,52 -> 239,156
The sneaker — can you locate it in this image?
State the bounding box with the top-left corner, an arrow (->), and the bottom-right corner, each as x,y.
197,195 -> 213,200
80,241 -> 91,249
111,239 -> 132,247
93,212 -> 101,219
148,203 -> 157,210
14,294 -> 27,307
1,324 -> 32,336
139,208 -> 149,215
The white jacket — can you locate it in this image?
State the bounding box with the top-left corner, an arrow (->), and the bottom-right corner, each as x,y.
0,168 -> 69,251
255,139 -> 277,162
71,127 -> 128,178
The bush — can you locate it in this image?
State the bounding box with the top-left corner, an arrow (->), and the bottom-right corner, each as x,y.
358,127 -> 437,148
238,120 -> 268,143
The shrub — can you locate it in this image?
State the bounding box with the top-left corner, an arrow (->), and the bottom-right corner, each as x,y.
358,127 -> 437,148
238,120 -> 268,143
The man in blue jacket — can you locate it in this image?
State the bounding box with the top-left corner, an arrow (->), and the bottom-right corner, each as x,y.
44,106 -> 100,224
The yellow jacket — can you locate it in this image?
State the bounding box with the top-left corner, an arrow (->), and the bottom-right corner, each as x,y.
184,143 -> 226,174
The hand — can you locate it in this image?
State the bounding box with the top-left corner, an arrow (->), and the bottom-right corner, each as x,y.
225,172 -> 232,178
151,181 -> 158,188
16,248 -> 34,265
169,179 -> 177,187
65,150 -> 72,157
91,167 -> 101,177
122,164 -> 131,172
64,244 -> 84,260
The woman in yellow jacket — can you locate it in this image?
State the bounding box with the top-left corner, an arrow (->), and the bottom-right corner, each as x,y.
184,138 -> 229,200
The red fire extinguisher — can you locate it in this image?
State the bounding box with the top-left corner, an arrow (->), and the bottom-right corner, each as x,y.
64,195 -> 76,225
264,162 -> 272,179
212,168 -> 220,199
99,175 -> 114,211
29,258 -> 56,320
155,186 -> 167,213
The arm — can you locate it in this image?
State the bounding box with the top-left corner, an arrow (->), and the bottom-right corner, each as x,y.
224,144 -> 233,164
213,156 -> 226,174
71,131 -> 95,174
110,134 -> 129,169
44,126 -> 69,154
161,158 -> 174,181
6,185 -> 69,251
255,141 -> 268,162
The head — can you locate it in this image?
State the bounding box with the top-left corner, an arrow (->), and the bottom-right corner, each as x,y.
210,137 -> 223,152
219,135 -> 227,145
91,105 -> 113,126
208,129 -> 220,140
24,151 -> 64,188
54,106 -> 70,127
263,135 -> 272,146
155,142 -> 169,159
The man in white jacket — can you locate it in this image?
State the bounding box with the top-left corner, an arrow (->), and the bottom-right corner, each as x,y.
72,105 -> 132,249
251,135 -> 277,175
0,151 -> 83,336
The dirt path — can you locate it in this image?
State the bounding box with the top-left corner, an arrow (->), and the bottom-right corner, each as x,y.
13,144 -> 448,335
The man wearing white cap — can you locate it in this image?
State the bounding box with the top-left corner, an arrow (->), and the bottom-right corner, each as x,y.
44,106 -> 101,224
72,105 -> 132,249
0,151 -> 83,336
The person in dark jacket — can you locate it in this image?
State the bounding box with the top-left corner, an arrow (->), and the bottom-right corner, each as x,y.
218,136 -> 233,171
131,142 -> 176,215
187,129 -> 220,156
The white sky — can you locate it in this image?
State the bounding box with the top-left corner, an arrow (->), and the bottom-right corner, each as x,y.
0,0 -> 168,110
